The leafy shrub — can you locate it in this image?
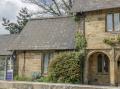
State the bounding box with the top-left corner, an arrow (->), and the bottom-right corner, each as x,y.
32,72 -> 41,80
103,35 -> 120,46
117,35 -> 120,42
103,38 -> 115,46
14,75 -> 32,81
48,52 -> 84,84
48,32 -> 86,84
36,77 -> 49,82
74,15 -> 80,22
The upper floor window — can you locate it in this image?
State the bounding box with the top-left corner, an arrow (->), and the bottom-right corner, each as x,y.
106,13 -> 120,32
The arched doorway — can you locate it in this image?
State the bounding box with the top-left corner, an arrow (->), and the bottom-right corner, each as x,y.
117,56 -> 120,84
88,52 -> 110,85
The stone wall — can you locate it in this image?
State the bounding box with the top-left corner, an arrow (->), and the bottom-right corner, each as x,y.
0,81 -> 118,89
16,51 -> 42,78
15,51 -> 57,78
85,9 -> 120,49
84,9 -> 120,85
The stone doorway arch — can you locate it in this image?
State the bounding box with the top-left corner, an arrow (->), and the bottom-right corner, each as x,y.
116,55 -> 120,84
86,52 -> 110,85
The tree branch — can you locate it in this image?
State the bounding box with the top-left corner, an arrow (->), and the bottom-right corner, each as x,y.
26,0 -> 60,16
22,0 -> 72,16
61,0 -> 71,10
52,0 -> 62,15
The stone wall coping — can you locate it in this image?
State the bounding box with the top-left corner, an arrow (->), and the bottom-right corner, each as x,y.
0,80 -> 119,89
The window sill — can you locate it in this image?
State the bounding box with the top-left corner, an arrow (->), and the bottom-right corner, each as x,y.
106,31 -> 120,34
43,73 -> 48,76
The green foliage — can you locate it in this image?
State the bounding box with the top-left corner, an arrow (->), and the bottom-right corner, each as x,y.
32,72 -> 41,80
103,35 -> 120,46
2,8 -> 31,34
14,73 -> 48,82
48,52 -> 84,84
47,32 -> 86,84
14,75 -> 32,81
103,39 -> 115,46
74,15 -> 80,22
75,32 -> 87,51
117,35 -> 120,42
36,77 -> 49,82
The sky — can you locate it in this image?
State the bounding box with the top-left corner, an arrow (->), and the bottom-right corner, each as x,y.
0,0 -> 39,35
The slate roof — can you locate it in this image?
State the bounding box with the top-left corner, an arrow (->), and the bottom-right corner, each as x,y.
71,0 -> 120,12
0,34 -> 17,55
9,16 -> 76,50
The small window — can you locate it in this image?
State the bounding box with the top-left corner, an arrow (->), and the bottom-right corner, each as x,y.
97,54 -> 109,73
106,13 -> 120,32
107,14 -> 113,32
43,53 -> 53,74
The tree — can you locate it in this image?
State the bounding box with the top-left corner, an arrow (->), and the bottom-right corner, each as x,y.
22,0 -> 73,16
2,8 -> 31,34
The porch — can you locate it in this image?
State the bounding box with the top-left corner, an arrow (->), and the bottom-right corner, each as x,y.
84,49 -> 120,86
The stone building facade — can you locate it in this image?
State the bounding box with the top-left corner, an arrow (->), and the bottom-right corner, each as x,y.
84,10 -> 119,85
5,0 -> 120,86
15,51 -> 58,77
9,17 -> 76,78
72,0 -> 120,86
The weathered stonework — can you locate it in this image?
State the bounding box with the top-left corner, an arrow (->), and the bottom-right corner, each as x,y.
14,8 -> 120,86
16,51 -> 42,78
15,51 -> 57,78
0,81 -> 118,89
84,9 -> 120,85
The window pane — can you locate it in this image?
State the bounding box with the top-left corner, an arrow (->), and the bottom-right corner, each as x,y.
97,54 -> 102,72
43,53 -> 50,74
103,55 -> 109,73
107,14 -> 113,31
43,53 -> 53,74
114,13 -> 120,31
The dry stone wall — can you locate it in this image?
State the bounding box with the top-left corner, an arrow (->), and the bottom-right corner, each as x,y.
0,81 -> 118,89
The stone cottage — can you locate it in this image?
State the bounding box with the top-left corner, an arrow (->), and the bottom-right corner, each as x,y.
3,0 -> 120,86
9,17 -> 76,78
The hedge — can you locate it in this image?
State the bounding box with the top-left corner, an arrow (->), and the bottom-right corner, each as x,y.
48,52 -> 84,84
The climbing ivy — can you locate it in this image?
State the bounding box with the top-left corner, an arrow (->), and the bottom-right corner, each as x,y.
75,32 -> 87,51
